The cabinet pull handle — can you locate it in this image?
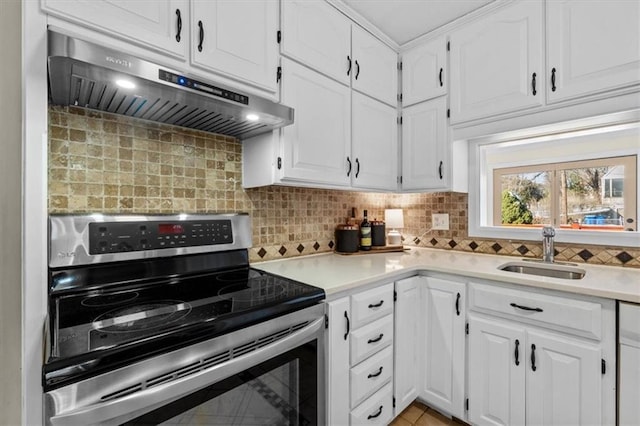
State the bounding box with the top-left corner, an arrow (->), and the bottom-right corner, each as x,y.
551,68 -> 557,92
197,21 -> 204,52
455,292 -> 461,316
368,300 -> 383,309
346,157 -> 352,177
510,302 -> 543,312
367,366 -> 383,379
367,405 -> 383,420
347,55 -> 352,76
175,9 -> 182,42
515,339 -> 520,366
367,333 -> 384,344
531,343 -> 537,371
439,67 -> 443,87
355,60 -> 360,80
438,161 -> 443,180
355,158 -> 360,178
343,311 -> 350,340
531,72 -> 537,96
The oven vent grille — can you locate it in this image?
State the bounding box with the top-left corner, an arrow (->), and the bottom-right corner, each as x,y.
99,320 -> 310,402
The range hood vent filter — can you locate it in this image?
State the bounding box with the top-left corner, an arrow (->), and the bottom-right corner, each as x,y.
48,31 -> 293,139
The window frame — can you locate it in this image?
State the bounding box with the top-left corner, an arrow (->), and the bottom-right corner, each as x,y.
468,116 -> 640,248
492,156 -> 637,230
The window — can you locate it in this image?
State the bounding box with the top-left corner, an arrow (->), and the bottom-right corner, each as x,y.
468,117 -> 640,247
494,156 -> 636,231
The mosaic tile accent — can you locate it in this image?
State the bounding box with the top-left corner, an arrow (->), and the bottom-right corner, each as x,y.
48,106 -> 640,268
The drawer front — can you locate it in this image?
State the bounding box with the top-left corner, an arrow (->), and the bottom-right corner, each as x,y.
350,382 -> 394,426
350,314 -> 393,366
350,346 -> 393,409
351,283 -> 394,329
469,282 -> 602,340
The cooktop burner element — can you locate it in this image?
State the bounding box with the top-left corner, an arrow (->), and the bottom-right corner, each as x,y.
93,300 -> 192,333
81,291 -> 140,307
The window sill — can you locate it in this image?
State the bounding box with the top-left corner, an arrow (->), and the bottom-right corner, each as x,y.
469,225 -> 640,248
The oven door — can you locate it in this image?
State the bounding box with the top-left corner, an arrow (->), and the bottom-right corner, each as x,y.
44,304 -> 325,426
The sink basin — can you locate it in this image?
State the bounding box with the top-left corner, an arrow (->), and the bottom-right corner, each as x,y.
498,261 -> 586,280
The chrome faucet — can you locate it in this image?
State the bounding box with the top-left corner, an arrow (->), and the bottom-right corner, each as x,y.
542,226 -> 556,263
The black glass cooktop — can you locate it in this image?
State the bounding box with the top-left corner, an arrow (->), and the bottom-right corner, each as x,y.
44,252 -> 324,390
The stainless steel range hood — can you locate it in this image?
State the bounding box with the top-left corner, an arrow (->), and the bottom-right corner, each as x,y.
47,30 -> 293,139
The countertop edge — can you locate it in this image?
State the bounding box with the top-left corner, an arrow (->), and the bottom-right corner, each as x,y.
253,249 -> 640,304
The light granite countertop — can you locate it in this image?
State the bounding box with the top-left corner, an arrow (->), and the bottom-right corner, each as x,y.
253,247 -> 640,303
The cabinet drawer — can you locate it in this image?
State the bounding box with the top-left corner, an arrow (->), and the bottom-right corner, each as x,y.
350,315 -> 393,366
350,346 -> 393,409
351,283 -> 394,329
469,282 -> 602,340
350,382 -> 393,426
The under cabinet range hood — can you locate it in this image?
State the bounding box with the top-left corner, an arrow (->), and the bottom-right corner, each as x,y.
47,31 -> 293,139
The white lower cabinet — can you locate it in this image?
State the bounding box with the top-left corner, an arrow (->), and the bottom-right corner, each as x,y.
333,275 -> 616,426
393,277 -> 421,414
468,315 -> 526,426
467,281 -> 616,426
394,276 -> 466,418
420,277 -> 466,419
618,302 -> 640,426
326,283 -> 394,425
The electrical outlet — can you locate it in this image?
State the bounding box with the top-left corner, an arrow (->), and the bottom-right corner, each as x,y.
432,213 -> 450,230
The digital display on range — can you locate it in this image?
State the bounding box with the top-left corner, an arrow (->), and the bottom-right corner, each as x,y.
158,224 -> 184,235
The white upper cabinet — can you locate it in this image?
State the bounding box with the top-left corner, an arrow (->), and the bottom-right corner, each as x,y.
351,25 -> 398,106
351,93 -> 398,191
402,35 -> 447,106
401,97 -> 448,191
547,0 -> 640,103
281,0 -> 351,86
279,58 -> 351,187
449,1 -> 544,123
191,0 -> 278,92
42,0 -> 189,58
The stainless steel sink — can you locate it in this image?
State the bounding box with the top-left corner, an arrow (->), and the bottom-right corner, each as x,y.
498,261 -> 586,280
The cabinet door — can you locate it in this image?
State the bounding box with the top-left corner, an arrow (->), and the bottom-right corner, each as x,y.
468,314 -> 526,426
280,58 -> 351,187
394,277 -> 422,415
547,0 -> 640,103
525,329 -> 601,426
191,0 -> 278,92
402,35 -> 447,106
281,0 -> 351,85
326,297 -> 351,426
619,344 -> 640,425
42,0 -> 188,58
421,278 -> 466,419
449,1 -> 544,123
401,97 -> 448,191
351,93 -> 398,191
351,25 -> 398,106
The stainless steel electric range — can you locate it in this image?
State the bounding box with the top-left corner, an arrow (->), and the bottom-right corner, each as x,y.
44,213 -> 325,426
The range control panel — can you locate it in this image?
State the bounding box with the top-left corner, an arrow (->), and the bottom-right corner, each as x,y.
88,220 -> 233,254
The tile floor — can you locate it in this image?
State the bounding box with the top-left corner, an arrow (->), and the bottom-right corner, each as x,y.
389,401 -> 462,426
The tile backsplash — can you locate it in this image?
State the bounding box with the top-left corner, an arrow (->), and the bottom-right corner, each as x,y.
48,106 -> 639,267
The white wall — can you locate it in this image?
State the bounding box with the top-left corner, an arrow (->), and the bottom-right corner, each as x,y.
0,1 -> 23,424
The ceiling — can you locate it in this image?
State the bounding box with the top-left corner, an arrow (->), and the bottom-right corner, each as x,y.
342,0 -> 494,45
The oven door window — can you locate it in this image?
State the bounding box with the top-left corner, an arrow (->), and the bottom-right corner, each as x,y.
124,340 -> 318,426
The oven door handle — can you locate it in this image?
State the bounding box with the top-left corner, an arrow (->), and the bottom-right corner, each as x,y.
46,316 -> 325,426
